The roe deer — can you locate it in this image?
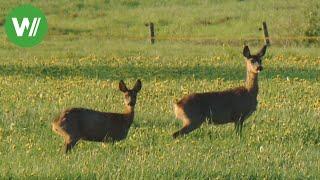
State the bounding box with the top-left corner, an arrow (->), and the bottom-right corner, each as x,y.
52,80 -> 142,153
172,45 -> 267,138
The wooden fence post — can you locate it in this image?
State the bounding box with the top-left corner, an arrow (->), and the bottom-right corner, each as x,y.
149,22 -> 155,44
262,21 -> 270,46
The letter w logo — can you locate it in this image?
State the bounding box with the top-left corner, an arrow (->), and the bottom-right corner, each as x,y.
12,17 -> 41,37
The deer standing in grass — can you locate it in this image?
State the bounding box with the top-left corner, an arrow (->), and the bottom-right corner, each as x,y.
52,80 -> 142,153
173,45 -> 267,138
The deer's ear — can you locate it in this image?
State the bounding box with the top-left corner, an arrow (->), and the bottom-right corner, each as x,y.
243,45 -> 251,59
119,80 -> 128,92
257,45 -> 267,57
133,79 -> 142,92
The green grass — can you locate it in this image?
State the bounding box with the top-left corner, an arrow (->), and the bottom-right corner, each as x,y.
0,0 -> 320,179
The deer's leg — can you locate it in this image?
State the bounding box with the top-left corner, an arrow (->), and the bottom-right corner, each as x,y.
172,116 -> 203,138
172,124 -> 200,138
64,136 -> 79,153
65,139 -> 78,153
239,122 -> 244,135
234,122 -> 240,134
234,116 -> 245,137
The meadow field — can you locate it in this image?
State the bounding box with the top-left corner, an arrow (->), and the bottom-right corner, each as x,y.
0,0 -> 319,179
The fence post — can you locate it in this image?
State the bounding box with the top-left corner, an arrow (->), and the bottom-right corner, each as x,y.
262,21 -> 270,46
149,22 -> 155,44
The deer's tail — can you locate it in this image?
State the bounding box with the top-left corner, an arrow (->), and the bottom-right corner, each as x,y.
52,113 -> 69,139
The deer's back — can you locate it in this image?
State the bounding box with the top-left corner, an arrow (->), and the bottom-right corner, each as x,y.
176,87 -> 258,124
55,108 -> 130,141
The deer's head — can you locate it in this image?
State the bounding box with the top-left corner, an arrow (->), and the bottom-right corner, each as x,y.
119,80 -> 142,107
243,45 -> 267,74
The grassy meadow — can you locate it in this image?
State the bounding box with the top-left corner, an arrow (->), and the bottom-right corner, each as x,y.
0,0 -> 319,179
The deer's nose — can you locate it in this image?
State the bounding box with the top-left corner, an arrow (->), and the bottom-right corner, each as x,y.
257,66 -> 263,72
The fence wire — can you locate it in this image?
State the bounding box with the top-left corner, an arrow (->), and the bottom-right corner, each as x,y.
46,32 -> 320,46
48,34 -> 320,40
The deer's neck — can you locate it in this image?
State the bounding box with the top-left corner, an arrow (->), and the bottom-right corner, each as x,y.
124,105 -> 134,123
245,70 -> 259,97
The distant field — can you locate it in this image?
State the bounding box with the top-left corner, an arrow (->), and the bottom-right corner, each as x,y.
0,0 -> 319,179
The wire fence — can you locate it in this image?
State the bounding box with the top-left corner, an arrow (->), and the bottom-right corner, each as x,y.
46,22 -> 320,46
47,34 -> 320,46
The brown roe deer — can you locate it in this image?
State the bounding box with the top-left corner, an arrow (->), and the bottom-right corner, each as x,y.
173,45 -> 267,138
52,80 -> 142,153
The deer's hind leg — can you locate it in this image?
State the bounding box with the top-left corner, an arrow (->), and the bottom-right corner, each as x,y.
64,136 -> 80,153
173,104 -> 205,138
62,125 -> 81,154
172,116 -> 204,138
